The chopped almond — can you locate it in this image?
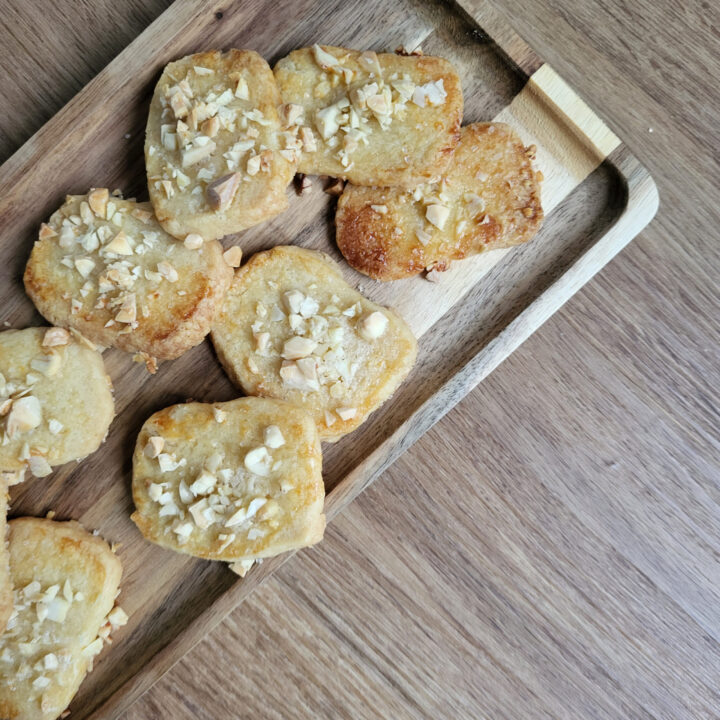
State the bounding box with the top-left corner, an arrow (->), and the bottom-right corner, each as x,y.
223,246 -> 243,268
88,188 -> 110,217
206,173 -> 241,211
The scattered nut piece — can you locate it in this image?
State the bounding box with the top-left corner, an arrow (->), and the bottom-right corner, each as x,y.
254,332 -> 270,353
283,290 -> 304,314
244,447 -> 272,477
300,127 -> 317,152
115,294 -> 137,324
107,606 -> 129,629
88,188 -> 110,217
190,469 -> 217,496
169,90 -> 189,119
279,103 -> 304,127
74,258 -> 95,278
312,44 -> 339,69
188,498 -> 212,528
213,407 -> 227,423
206,172 -> 242,211
157,261 -> 179,282
183,233 -> 204,249
336,407 -> 357,421
28,454 -> 53,477
144,436 -> 165,458
416,227 -> 432,246
42,327 -> 70,347
200,116 -> 220,137
246,155 -> 262,176
105,231 -> 133,256
182,139 -> 217,167
234,75 -> 249,100
48,419 -> 64,435
324,177 -> 345,196
131,207 -> 152,223
223,246 -> 243,268
6,395 -> 42,438
133,352 -> 158,374
157,452 -> 185,473
426,203 -> 450,229
395,45 -> 423,56
359,311 -> 388,340
264,425 -> 285,448
31,352 -> 62,377
38,223 -> 57,241
229,559 -> 254,577
282,336 -> 317,360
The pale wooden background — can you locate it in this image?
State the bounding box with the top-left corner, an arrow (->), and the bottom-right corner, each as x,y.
1,1 -> 719,718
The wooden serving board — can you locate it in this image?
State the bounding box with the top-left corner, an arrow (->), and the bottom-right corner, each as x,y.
0,0 -> 658,716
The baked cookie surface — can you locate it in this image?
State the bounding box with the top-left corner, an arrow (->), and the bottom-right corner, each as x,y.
0,518 -> 125,720
24,192 -> 232,360
0,327 -> 114,481
131,397 -> 325,563
274,45 -> 463,187
0,482 -> 11,637
211,246 -> 417,440
336,123 -> 544,280
146,49 -> 297,240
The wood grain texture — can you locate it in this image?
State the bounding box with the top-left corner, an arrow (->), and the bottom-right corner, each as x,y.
1,0 -> 712,719
1,0 -> 655,708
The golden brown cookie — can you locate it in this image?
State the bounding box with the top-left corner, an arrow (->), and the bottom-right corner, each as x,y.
274,45 -> 463,187
24,192 -> 233,360
0,327 -> 114,482
0,518 -> 126,720
146,49 -> 297,239
336,123 -> 544,280
131,397 -> 325,563
211,246 -> 417,440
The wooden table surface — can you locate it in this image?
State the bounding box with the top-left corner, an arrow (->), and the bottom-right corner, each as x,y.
2,1 -> 718,718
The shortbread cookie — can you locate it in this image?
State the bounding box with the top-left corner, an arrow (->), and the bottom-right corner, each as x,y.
211,246 -> 417,440
336,122 -> 544,280
131,398 -> 325,562
0,482 -> 11,636
0,327 -> 114,481
146,49 -> 297,240
0,518 -> 126,720
273,45 -> 463,187
24,192 -> 233,359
